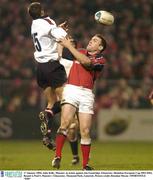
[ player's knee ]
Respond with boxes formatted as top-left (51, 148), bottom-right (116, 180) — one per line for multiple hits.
top-left (55, 87), bottom-right (63, 100)
top-left (80, 127), bottom-right (90, 139)
top-left (60, 118), bottom-right (70, 129)
top-left (60, 114), bottom-right (72, 129)
top-left (67, 128), bottom-right (77, 141)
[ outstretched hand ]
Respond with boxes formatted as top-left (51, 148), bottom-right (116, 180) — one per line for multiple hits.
top-left (59, 37), bottom-right (72, 48)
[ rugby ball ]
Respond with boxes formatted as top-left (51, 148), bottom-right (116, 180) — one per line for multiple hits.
top-left (95, 10), bottom-right (114, 25)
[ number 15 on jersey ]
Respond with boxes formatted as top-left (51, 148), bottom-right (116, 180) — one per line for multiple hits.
top-left (32, 33), bottom-right (42, 52)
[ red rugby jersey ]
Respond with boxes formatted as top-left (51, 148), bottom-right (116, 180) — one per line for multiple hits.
top-left (67, 49), bottom-right (106, 89)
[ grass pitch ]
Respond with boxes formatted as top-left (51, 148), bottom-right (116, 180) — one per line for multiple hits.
top-left (0, 140), bottom-right (153, 170)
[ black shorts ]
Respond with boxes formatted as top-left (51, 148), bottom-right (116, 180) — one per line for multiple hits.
top-left (36, 61), bottom-right (67, 89)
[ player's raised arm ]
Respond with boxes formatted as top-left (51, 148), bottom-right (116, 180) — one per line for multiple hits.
top-left (50, 26), bottom-right (68, 58)
top-left (59, 37), bottom-right (91, 65)
top-left (51, 27), bottom-right (67, 41)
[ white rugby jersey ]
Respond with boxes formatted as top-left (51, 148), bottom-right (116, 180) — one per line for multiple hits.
top-left (31, 16), bottom-right (67, 63)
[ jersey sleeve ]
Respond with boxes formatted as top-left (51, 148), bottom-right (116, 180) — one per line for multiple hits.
top-left (42, 18), bottom-right (67, 40)
top-left (82, 54), bottom-right (106, 71)
top-left (51, 27), bottom-right (67, 41)
top-left (90, 56), bottom-right (106, 71)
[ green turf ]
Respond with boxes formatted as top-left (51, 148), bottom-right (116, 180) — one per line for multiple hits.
top-left (0, 140), bottom-right (153, 170)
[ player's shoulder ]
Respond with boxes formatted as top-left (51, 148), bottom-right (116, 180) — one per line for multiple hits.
top-left (95, 53), bottom-right (107, 64)
top-left (96, 53), bottom-right (106, 60)
top-left (43, 16), bottom-right (56, 25)
top-left (33, 16), bottom-right (56, 26)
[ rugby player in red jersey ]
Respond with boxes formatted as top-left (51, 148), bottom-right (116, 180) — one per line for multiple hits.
top-left (52, 34), bottom-right (106, 170)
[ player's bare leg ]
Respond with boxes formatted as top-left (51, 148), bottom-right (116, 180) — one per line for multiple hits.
top-left (40, 86), bottom-right (67, 151)
top-left (79, 113), bottom-right (93, 170)
top-left (39, 87), bottom-right (56, 134)
top-left (39, 87), bottom-right (57, 151)
top-left (45, 87), bottom-right (57, 109)
top-left (55, 86), bottom-right (64, 100)
top-left (67, 118), bottom-right (79, 165)
top-left (52, 104), bottom-right (76, 169)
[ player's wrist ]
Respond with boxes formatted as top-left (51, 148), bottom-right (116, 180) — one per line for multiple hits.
top-left (67, 43), bottom-right (73, 50)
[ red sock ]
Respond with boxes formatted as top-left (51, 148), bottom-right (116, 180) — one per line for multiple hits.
top-left (81, 144), bottom-right (91, 168)
top-left (55, 134), bottom-right (66, 158)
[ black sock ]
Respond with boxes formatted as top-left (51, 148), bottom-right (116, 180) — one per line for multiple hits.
top-left (51, 101), bottom-right (61, 115)
top-left (69, 139), bottom-right (78, 156)
top-left (44, 109), bottom-right (54, 132)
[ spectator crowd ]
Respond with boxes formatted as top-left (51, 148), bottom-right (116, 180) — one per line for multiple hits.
top-left (0, 0), bottom-right (153, 112)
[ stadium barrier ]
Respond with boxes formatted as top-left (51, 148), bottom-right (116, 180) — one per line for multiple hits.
top-left (0, 110), bottom-right (40, 139)
top-left (1, 109), bottom-right (153, 141)
top-left (97, 109), bottom-right (153, 141)
top-left (0, 110), bottom-right (61, 139)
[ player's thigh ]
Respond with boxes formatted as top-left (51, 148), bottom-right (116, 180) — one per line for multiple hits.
top-left (79, 113), bottom-right (93, 137)
top-left (60, 104), bottom-right (76, 129)
top-left (55, 86), bottom-right (64, 100)
top-left (43, 87), bottom-right (57, 106)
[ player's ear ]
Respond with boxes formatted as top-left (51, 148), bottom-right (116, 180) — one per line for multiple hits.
top-left (99, 45), bottom-right (103, 51)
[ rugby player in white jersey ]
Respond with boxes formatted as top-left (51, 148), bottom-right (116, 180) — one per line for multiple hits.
top-left (28, 2), bottom-right (79, 164)
top-left (28, 2), bottom-right (67, 150)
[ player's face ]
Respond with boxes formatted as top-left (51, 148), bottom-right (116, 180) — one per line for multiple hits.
top-left (86, 36), bottom-right (102, 52)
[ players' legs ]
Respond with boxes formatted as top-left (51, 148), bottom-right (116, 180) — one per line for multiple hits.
top-left (37, 62), bottom-right (66, 150)
top-left (40, 87), bottom-right (57, 129)
top-left (67, 117), bottom-right (79, 165)
top-left (40, 86), bottom-right (65, 151)
top-left (55, 86), bottom-right (64, 100)
top-left (42, 85), bottom-right (63, 125)
top-left (44, 87), bottom-right (57, 109)
top-left (43, 83), bottom-right (64, 130)
top-left (55, 104), bottom-right (76, 157)
top-left (52, 104), bottom-right (76, 168)
top-left (39, 87), bottom-right (58, 150)
top-left (79, 112), bottom-right (93, 169)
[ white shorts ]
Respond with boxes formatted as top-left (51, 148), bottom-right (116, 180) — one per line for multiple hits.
top-left (61, 84), bottom-right (95, 114)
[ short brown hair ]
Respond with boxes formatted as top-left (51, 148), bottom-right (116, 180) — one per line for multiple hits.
top-left (95, 34), bottom-right (107, 52)
top-left (28, 2), bottom-right (42, 19)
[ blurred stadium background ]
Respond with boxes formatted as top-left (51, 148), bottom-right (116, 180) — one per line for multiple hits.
top-left (0, 0), bottom-right (153, 170)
